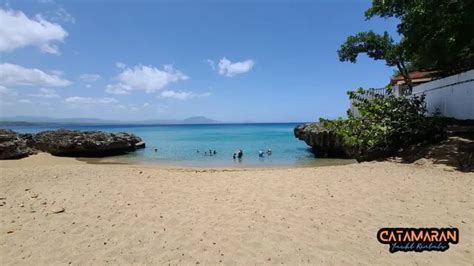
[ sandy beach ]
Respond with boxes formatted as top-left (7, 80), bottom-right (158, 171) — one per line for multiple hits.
top-left (0, 153), bottom-right (472, 265)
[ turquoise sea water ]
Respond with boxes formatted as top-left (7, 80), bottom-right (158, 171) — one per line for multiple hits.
top-left (4, 123), bottom-right (350, 167)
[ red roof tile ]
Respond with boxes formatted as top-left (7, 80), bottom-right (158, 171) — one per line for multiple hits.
top-left (390, 70), bottom-right (439, 84)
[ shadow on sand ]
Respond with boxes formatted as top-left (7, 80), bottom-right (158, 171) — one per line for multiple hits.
top-left (397, 126), bottom-right (474, 172)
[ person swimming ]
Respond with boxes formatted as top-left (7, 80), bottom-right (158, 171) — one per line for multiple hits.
top-left (213, 150), bottom-right (217, 155)
top-left (233, 153), bottom-right (236, 159)
top-left (154, 148), bottom-right (158, 152)
top-left (258, 150), bottom-right (264, 157)
top-left (267, 149), bottom-right (272, 155)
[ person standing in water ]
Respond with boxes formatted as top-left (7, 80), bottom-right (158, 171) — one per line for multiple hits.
top-left (237, 149), bottom-right (243, 159)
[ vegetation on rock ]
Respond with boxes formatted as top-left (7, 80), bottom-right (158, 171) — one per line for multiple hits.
top-left (320, 88), bottom-right (445, 161)
top-left (324, 0), bottom-right (471, 161)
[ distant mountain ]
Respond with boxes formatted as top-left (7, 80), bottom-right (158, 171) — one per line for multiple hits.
top-left (0, 116), bottom-right (218, 125)
top-left (182, 116), bottom-right (217, 124)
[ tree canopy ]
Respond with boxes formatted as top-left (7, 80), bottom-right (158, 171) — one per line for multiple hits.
top-left (339, 0), bottom-right (474, 76)
top-left (365, 0), bottom-right (474, 74)
top-left (338, 31), bottom-right (395, 65)
top-left (338, 31), bottom-right (412, 87)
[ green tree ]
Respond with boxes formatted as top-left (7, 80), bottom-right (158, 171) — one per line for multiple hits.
top-left (321, 88), bottom-right (444, 161)
top-left (338, 31), bottom-right (413, 88)
top-left (365, 0), bottom-right (474, 73)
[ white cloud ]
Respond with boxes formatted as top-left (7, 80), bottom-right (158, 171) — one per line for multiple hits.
top-left (105, 83), bottom-right (131, 95)
top-left (79, 73), bottom-right (101, 82)
top-left (198, 92), bottom-right (212, 98)
top-left (28, 88), bottom-right (60, 98)
top-left (18, 99), bottom-right (32, 104)
top-left (106, 64), bottom-right (188, 94)
top-left (65, 96), bottom-right (117, 105)
top-left (0, 85), bottom-right (18, 97)
top-left (207, 59), bottom-right (216, 70)
top-left (86, 84), bottom-right (92, 88)
top-left (143, 102), bottom-right (150, 107)
top-left (115, 62), bottom-right (126, 69)
top-left (117, 104), bottom-right (141, 111)
top-left (160, 90), bottom-right (210, 101)
top-left (217, 57), bottom-right (255, 77)
top-left (0, 86), bottom-right (18, 107)
top-left (160, 90), bottom-right (192, 100)
top-left (49, 70), bottom-right (64, 76)
top-left (0, 8), bottom-right (68, 54)
top-left (0, 63), bottom-right (71, 87)
top-left (43, 7), bottom-right (75, 24)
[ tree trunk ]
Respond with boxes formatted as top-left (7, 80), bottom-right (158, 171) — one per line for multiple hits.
top-left (396, 62), bottom-right (413, 95)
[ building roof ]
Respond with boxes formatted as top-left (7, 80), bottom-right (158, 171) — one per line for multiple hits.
top-left (390, 70), bottom-right (439, 85)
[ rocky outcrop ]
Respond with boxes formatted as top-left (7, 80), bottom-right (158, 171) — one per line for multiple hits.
top-left (294, 123), bottom-right (349, 158)
top-left (0, 129), bottom-right (35, 159)
top-left (30, 129), bottom-right (145, 157)
top-left (134, 141), bottom-right (146, 149)
top-left (0, 129), bottom-right (145, 159)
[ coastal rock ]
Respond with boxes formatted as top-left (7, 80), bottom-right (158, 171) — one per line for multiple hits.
top-left (294, 123), bottom-right (349, 158)
top-left (135, 141), bottom-right (146, 149)
top-left (0, 129), bottom-right (35, 159)
top-left (30, 129), bottom-right (145, 157)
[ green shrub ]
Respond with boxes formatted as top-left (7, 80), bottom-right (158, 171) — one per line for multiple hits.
top-left (321, 87), bottom-right (445, 160)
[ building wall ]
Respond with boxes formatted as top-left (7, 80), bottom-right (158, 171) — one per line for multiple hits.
top-left (412, 70), bottom-right (474, 120)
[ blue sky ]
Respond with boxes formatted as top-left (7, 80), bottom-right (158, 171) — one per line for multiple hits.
top-left (0, 0), bottom-right (399, 122)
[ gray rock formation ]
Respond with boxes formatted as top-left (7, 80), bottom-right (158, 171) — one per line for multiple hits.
top-left (30, 129), bottom-right (145, 157)
top-left (0, 129), bottom-right (145, 159)
top-left (0, 129), bottom-right (35, 159)
top-left (294, 123), bottom-right (349, 158)
top-left (134, 141), bottom-right (146, 149)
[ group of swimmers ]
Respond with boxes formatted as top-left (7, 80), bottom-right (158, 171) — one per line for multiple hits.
top-left (232, 149), bottom-right (272, 159)
top-left (232, 149), bottom-right (244, 159)
top-left (197, 149), bottom-right (217, 156)
top-left (258, 149), bottom-right (272, 157)
top-left (196, 148), bottom-right (272, 159)
top-left (156, 148), bottom-right (272, 159)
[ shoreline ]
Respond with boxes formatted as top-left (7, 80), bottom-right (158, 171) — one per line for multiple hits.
top-left (86, 156), bottom-right (358, 170)
top-left (2, 152), bottom-right (358, 170)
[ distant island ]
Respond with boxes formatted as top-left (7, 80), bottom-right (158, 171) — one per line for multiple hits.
top-left (0, 116), bottom-right (218, 126)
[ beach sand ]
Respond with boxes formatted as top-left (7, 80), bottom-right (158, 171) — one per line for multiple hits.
top-left (0, 153), bottom-right (472, 265)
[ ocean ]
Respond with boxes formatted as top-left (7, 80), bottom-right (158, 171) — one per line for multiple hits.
top-left (4, 123), bottom-right (352, 167)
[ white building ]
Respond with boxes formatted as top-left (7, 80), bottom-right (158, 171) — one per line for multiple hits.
top-left (350, 69), bottom-right (474, 120)
top-left (411, 69), bottom-right (473, 120)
